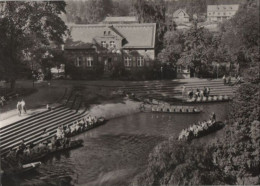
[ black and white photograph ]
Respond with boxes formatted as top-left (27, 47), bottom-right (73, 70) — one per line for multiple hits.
top-left (0, 0), bottom-right (259, 185)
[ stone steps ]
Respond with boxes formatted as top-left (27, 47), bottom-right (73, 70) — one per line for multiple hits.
top-left (119, 79), bottom-right (236, 101)
top-left (0, 106), bottom-right (87, 155)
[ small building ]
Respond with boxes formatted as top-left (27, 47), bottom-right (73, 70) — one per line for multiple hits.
top-left (64, 23), bottom-right (156, 78)
top-left (176, 65), bottom-right (190, 79)
top-left (173, 9), bottom-right (190, 24)
top-left (207, 4), bottom-right (239, 22)
top-left (176, 57), bottom-right (191, 79)
top-left (102, 16), bottom-right (138, 24)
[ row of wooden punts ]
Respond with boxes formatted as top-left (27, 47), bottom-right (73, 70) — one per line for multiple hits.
top-left (185, 95), bottom-right (231, 103)
top-left (1, 116), bottom-right (107, 175)
top-left (178, 121), bottom-right (225, 142)
top-left (141, 105), bottom-right (201, 114)
top-left (65, 117), bottom-right (107, 138)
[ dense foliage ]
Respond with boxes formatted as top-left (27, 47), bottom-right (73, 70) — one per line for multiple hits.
top-left (159, 0), bottom-right (259, 78)
top-left (65, 0), bottom-right (132, 24)
top-left (134, 0), bottom-right (167, 54)
top-left (0, 1), bottom-right (68, 87)
top-left (137, 1), bottom-right (260, 185)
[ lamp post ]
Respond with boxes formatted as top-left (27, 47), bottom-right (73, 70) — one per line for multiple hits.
top-left (32, 71), bottom-right (36, 88)
top-left (160, 66), bottom-right (163, 80)
top-left (216, 64), bottom-right (219, 79)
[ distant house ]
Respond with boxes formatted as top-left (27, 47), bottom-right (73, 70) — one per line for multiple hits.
top-left (207, 4), bottom-right (239, 22)
top-left (64, 23), bottom-right (156, 77)
top-left (173, 9), bottom-right (190, 24)
top-left (102, 16), bottom-right (138, 24)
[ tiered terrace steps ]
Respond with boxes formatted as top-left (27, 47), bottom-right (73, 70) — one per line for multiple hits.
top-left (0, 105), bottom-right (87, 155)
top-left (119, 79), bottom-right (236, 101)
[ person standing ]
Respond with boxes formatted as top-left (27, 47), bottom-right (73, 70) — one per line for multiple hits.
top-left (206, 87), bottom-right (210, 97)
top-left (21, 99), bottom-right (27, 114)
top-left (17, 101), bottom-right (22, 116)
top-left (223, 75), bottom-right (226, 85)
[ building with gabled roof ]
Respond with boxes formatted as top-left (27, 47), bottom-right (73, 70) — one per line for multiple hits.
top-left (173, 9), bottom-right (190, 24)
top-left (207, 4), bottom-right (239, 22)
top-left (64, 23), bottom-right (156, 78)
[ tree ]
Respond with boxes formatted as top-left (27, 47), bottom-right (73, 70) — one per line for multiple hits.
top-left (0, 1), bottom-right (68, 88)
top-left (219, 0), bottom-right (259, 82)
top-left (65, 0), bottom-right (114, 24)
top-left (158, 30), bottom-right (185, 64)
top-left (134, 0), bottom-right (167, 54)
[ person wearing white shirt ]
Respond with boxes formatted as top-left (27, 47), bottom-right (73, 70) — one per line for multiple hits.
top-left (21, 99), bottom-right (27, 114)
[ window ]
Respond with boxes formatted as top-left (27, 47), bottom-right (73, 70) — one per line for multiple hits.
top-left (101, 41), bottom-right (106, 48)
top-left (75, 57), bottom-right (82, 67)
top-left (209, 13), bottom-right (211, 15)
top-left (177, 66), bottom-right (182, 73)
top-left (223, 12), bottom-right (226, 15)
top-left (124, 57), bottom-right (131, 67)
top-left (108, 31), bottom-right (111, 35)
top-left (86, 57), bottom-right (93, 67)
top-left (137, 57), bottom-right (144, 67)
top-left (110, 41), bottom-right (115, 48)
top-left (104, 31), bottom-right (106, 35)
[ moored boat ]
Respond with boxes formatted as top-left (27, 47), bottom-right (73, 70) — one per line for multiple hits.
top-left (2, 161), bottom-right (41, 175)
top-left (185, 95), bottom-right (231, 103)
top-left (141, 105), bottom-right (201, 114)
top-left (3, 139), bottom-right (83, 164)
top-left (65, 117), bottom-right (107, 138)
top-left (178, 121), bottom-right (224, 142)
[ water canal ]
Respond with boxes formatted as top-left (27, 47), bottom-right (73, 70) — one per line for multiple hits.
top-left (3, 102), bottom-right (230, 186)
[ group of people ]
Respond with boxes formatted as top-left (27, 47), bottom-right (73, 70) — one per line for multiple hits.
top-left (186, 87), bottom-right (211, 99)
top-left (178, 112), bottom-right (217, 141)
top-left (223, 74), bottom-right (242, 86)
top-left (5, 136), bottom-right (72, 164)
top-left (4, 115), bottom-right (104, 165)
top-left (56, 115), bottom-right (100, 139)
top-left (16, 99), bottom-right (26, 116)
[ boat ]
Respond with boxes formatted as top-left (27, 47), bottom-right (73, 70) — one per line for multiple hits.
top-left (2, 161), bottom-right (41, 175)
top-left (178, 121), bottom-right (224, 142)
top-left (3, 139), bottom-right (83, 164)
top-left (65, 117), bottom-right (108, 138)
top-left (140, 105), bottom-right (201, 114)
top-left (185, 95), bottom-right (231, 103)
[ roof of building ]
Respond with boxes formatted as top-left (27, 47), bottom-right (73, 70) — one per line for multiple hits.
top-left (67, 23), bottom-right (156, 49)
top-left (173, 9), bottom-right (189, 18)
top-left (102, 16), bottom-right (138, 23)
top-left (64, 40), bottom-right (95, 50)
top-left (207, 4), bottom-right (239, 12)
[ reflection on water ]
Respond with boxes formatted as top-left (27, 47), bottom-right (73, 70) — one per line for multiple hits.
top-left (2, 102), bottom-right (230, 186)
